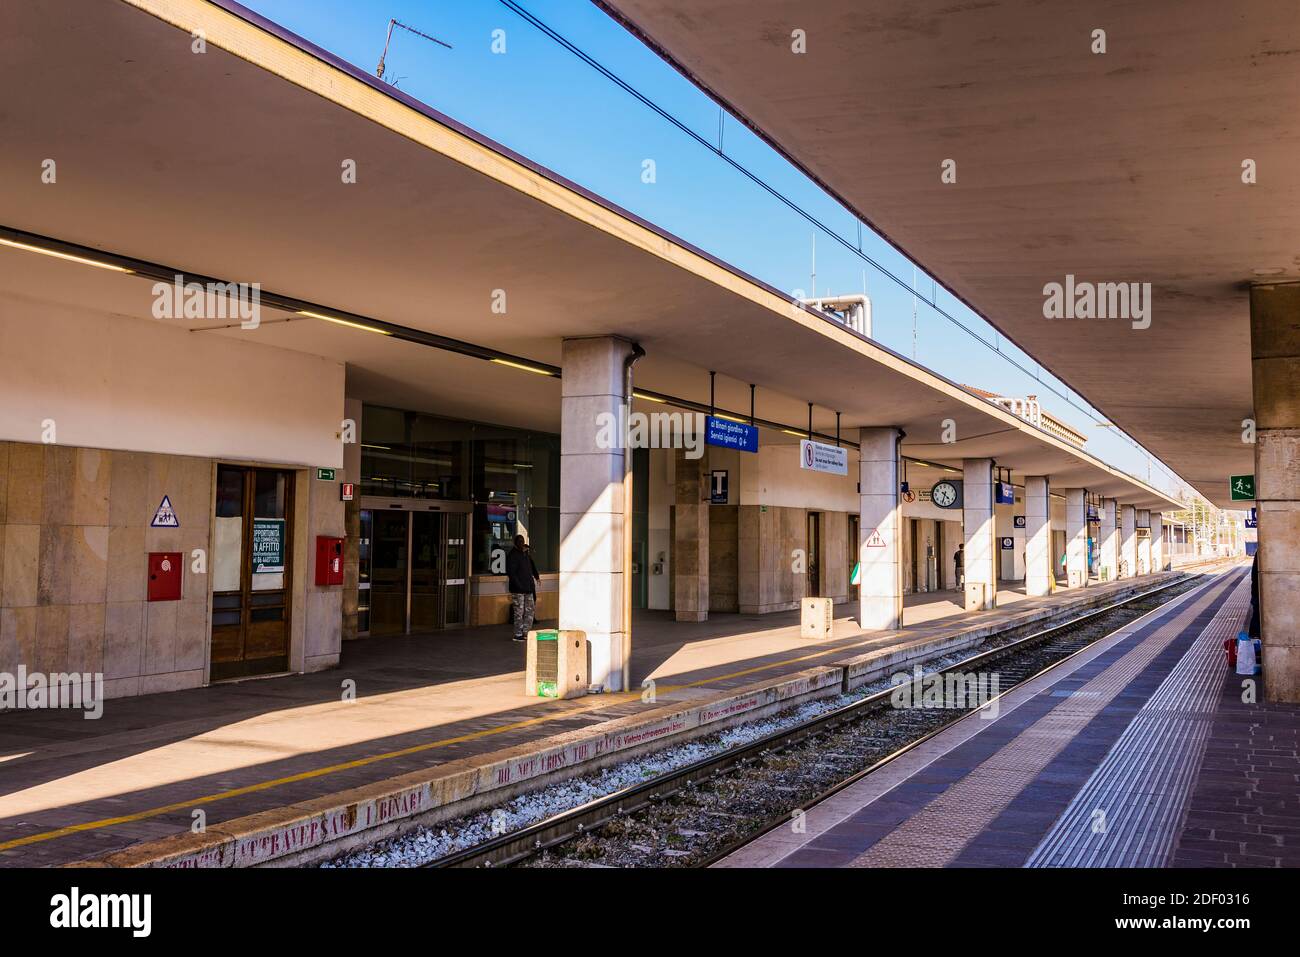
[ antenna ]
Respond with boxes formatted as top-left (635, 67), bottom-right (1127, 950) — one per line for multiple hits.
top-left (810, 233), bottom-right (817, 300)
top-left (911, 264), bottom-right (918, 360)
top-left (376, 18), bottom-right (452, 81)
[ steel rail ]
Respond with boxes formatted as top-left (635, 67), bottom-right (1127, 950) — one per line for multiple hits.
top-left (427, 573), bottom-right (1206, 869)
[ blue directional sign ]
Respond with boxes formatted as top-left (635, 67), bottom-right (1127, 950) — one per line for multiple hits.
top-left (705, 415), bottom-right (759, 453)
top-left (995, 481), bottom-right (1014, 505)
top-left (1245, 507), bottom-right (1258, 529)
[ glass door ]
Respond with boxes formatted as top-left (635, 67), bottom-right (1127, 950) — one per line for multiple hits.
top-left (369, 509), bottom-right (410, 636)
top-left (410, 512), bottom-right (441, 631)
top-left (443, 512), bottom-right (468, 628)
top-left (358, 504), bottom-right (472, 634)
top-left (210, 465), bottom-right (293, 681)
top-left (357, 509), bottom-right (372, 633)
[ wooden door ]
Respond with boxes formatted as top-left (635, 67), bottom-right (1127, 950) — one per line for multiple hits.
top-left (210, 465), bottom-right (293, 680)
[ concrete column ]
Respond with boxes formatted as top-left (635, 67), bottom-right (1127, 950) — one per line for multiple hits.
top-left (1120, 504), bottom-right (1137, 578)
top-left (673, 447), bottom-right (709, 622)
top-left (857, 428), bottom-right (903, 630)
top-left (1099, 498), bottom-right (1120, 581)
top-left (1151, 512), bottom-right (1165, 572)
top-left (1024, 476), bottom-right (1052, 597)
top-left (560, 336), bottom-right (634, 691)
top-left (342, 396), bottom-right (363, 642)
top-left (1250, 284), bottom-right (1300, 701)
top-left (963, 458), bottom-right (997, 610)
top-left (1137, 509), bottom-right (1152, 574)
top-left (1063, 488), bottom-right (1089, 588)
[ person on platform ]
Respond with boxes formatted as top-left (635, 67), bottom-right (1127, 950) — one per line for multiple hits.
top-left (954, 543), bottom-right (965, 589)
top-left (506, 535), bottom-right (541, 643)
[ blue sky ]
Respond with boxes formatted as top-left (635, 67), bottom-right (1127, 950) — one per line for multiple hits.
top-left (239, 0), bottom-right (1187, 499)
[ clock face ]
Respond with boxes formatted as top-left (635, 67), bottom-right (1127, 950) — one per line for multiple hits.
top-left (932, 481), bottom-right (958, 508)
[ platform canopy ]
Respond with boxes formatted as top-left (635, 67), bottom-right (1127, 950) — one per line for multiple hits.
top-left (0, 0), bottom-right (1176, 509)
top-left (595, 0), bottom-right (1300, 506)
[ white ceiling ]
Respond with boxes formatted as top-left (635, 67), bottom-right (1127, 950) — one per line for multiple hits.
top-left (0, 0), bottom-right (1178, 509)
top-left (596, 0), bottom-right (1300, 505)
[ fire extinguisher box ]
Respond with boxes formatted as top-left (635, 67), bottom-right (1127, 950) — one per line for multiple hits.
top-left (147, 552), bottom-right (183, 602)
top-left (315, 536), bottom-right (345, 586)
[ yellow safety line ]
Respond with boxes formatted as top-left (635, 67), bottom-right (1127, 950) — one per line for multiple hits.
top-left (0, 637), bottom-right (858, 853)
top-left (5, 572), bottom-right (1202, 854)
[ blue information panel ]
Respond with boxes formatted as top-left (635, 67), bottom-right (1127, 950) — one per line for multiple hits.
top-left (705, 415), bottom-right (759, 453)
top-left (995, 481), bottom-right (1015, 505)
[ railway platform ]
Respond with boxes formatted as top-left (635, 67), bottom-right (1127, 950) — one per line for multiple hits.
top-left (0, 567), bottom-right (1221, 868)
top-left (717, 564), bottom-right (1299, 868)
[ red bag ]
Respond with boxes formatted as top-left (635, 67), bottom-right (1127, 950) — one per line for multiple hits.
top-left (1223, 637), bottom-right (1237, 669)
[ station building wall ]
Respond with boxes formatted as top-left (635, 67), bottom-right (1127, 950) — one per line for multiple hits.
top-left (655, 443), bottom-right (862, 614)
top-left (0, 298), bottom-right (347, 698)
top-left (646, 447), bottom-right (1107, 613)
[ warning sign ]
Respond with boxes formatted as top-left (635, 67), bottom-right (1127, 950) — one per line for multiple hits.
top-left (864, 528), bottom-right (886, 548)
top-left (150, 495), bottom-right (179, 528)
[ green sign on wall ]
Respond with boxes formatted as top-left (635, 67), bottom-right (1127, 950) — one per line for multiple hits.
top-left (252, 518), bottom-right (286, 574)
top-left (1229, 474), bottom-right (1256, 502)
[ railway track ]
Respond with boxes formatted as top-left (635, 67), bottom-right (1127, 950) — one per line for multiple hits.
top-left (427, 573), bottom-right (1210, 869)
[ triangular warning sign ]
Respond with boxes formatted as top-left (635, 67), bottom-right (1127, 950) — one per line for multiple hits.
top-left (865, 528), bottom-right (886, 548)
top-left (151, 495), bottom-right (179, 528)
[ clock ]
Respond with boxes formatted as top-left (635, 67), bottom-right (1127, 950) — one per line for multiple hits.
top-left (931, 480), bottom-right (960, 509)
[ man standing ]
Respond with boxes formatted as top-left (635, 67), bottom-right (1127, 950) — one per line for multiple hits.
top-left (954, 543), bottom-right (965, 589)
top-left (506, 534), bottom-right (541, 642)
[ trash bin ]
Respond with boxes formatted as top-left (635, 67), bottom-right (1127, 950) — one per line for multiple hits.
top-left (801, 597), bottom-right (834, 640)
top-left (525, 629), bottom-right (588, 699)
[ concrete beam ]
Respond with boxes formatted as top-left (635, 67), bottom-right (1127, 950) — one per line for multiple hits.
top-left (560, 336), bottom-right (635, 691)
top-left (1151, 512), bottom-right (1166, 572)
top-left (1099, 498), bottom-right (1120, 582)
top-left (1064, 488), bottom-right (1089, 588)
top-left (1024, 476), bottom-right (1052, 597)
top-left (673, 447), bottom-right (709, 622)
top-left (1251, 284), bottom-right (1300, 702)
top-left (963, 458), bottom-right (997, 610)
top-left (1120, 504), bottom-right (1137, 579)
top-left (857, 428), bottom-right (903, 630)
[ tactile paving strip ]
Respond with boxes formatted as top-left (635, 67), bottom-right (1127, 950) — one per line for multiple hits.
top-left (1025, 577), bottom-right (1252, 867)
top-left (847, 575), bottom-right (1241, 868)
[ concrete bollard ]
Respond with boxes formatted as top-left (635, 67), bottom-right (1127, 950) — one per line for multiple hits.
top-left (801, 597), bottom-right (835, 640)
top-left (525, 629), bottom-right (589, 699)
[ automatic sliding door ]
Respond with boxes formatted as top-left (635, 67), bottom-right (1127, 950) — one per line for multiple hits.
top-left (360, 502), bottom-right (471, 634)
top-left (410, 512), bottom-right (441, 631)
top-left (443, 513), bottom-right (468, 628)
top-left (369, 510), bottom-right (409, 636)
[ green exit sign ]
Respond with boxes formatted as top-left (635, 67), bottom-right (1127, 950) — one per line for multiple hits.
top-left (316, 468), bottom-right (336, 482)
top-left (1229, 474), bottom-right (1255, 501)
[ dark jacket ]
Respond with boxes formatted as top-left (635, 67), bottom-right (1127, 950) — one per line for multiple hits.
top-left (506, 546), bottom-right (540, 595)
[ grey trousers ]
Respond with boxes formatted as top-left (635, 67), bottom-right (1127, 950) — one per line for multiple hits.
top-left (511, 592), bottom-right (536, 638)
